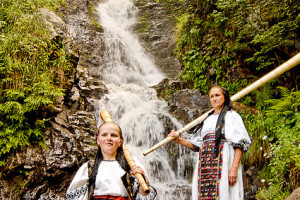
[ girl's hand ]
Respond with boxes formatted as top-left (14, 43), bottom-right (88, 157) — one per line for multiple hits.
top-left (130, 166), bottom-right (145, 178)
top-left (131, 166), bottom-right (149, 196)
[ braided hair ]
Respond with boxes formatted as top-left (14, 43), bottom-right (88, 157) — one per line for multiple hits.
top-left (88, 122), bottom-right (131, 195)
top-left (210, 86), bottom-right (234, 157)
top-left (218, 86), bottom-right (234, 109)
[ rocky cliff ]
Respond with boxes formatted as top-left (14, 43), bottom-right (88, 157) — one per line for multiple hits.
top-left (0, 0), bottom-right (106, 199)
top-left (0, 0), bottom-right (298, 199)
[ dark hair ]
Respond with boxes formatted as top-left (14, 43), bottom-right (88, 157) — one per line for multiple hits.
top-left (88, 122), bottom-right (130, 191)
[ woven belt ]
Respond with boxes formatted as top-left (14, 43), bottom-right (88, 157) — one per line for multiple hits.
top-left (93, 195), bottom-right (130, 200)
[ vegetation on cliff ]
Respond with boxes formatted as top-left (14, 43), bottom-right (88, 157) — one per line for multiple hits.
top-left (172, 0), bottom-right (299, 95)
top-left (243, 88), bottom-right (300, 199)
top-left (155, 0), bottom-right (300, 199)
top-left (0, 0), bottom-right (73, 167)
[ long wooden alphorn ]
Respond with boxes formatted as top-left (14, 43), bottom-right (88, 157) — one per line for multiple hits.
top-left (100, 110), bottom-right (150, 194)
top-left (143, 52), bottom-right (300, 156)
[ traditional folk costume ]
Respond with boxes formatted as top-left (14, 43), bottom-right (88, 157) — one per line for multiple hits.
top-left (189, 110), bottom-right (251, 200)
top-left (66, 157), bottom-right (156, 200)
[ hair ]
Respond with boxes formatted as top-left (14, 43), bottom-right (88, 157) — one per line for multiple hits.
top-left (88, 122), bottom-right (130, 189)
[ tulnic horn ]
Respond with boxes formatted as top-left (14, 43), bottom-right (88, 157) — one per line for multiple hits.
top-left (100, 110), bottom-right (150, 194)
top-left (143, 52), bottom-right (300, 156)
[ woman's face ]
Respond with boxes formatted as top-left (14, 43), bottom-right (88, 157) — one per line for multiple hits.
top-left (97, 123), bottom-right (122, 159)
top-left (209, 87), bottom-right (225, 111)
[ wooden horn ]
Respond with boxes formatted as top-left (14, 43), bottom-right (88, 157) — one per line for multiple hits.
top-left (100, 110), bottom-right (150, 194)
top-left (143, 52), bottom-right (300, 156)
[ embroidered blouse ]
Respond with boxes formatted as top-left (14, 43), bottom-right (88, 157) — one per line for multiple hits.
top-left (94, 158), bottom-right (146, 197)
top-left (66, 156), bottom-right (155, 200)
top-left (189, 111), bottom-right (251, 151)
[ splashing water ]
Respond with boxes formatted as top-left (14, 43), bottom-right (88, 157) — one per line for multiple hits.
top-left (96, 0), bottom-right (195, 199)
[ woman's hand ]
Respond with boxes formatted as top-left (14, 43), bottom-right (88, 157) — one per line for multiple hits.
top-left (228, 167), bottom-right (238, 186)
top-left (229, 148), bottom-right (242, 186)
top-left (167, 130), bottom-right (181, 143)
top-left (167, 130), bottom-right (196, 150)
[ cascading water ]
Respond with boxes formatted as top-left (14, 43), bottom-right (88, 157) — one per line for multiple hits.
top-left (95, 0), bottom-right (196, 199)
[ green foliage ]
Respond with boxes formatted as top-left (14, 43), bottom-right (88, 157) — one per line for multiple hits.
top-left (266, 87), bottom-right (300, 117)
top-left (0, 0), bottom-right (72, 166)
top-left (256, 183), bottom-right (290, 200)
top-left (180, 49), bottom-right (210, 92)
top-left (252, 81), bottom-right (277, 110)
top-left (243, 88), bottom-right (300, 199)
top-left (171, 0), bottom-right (299, 97)
top-left (164, 87), bottom-right (180, 99)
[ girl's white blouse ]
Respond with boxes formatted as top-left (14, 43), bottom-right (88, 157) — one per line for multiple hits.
top-left (93, 160), bottom-right (127, 196)
top-left (66, 156), bottom-right (148, 199)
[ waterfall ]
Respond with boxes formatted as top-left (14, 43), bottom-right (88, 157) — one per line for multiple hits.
top-left (95, 0), bottom-right (195, 199)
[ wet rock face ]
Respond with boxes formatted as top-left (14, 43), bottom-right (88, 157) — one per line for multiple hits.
top-left (133, 0), bottom-right (182, 79)
top-left (154, 78), bottom-right (210, 124)
top-left (38, 8), bottom-right (67, 37)
top-left (166, 89), bottom-right (211, 124)
top-left (59, 0), bottom-right (106, 77)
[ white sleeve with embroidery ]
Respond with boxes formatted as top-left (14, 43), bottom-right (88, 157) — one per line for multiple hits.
top-left (224, 111), bottom-right (251, 151)
top-left (66, 162), bottom-right (89, 200)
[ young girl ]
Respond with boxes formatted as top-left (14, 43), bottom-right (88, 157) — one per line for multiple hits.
top-left (66, 122), bottom-right (156, 200)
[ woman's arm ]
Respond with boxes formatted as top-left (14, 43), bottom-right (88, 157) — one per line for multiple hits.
top-left (168, 130), bottom-right (196, 150)
top-left (228, 148), bottom-right (242, 186)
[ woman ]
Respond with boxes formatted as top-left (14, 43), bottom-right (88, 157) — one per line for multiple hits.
top-left (66, 122), bottom-right (156, 200)
top-left (168, 86), bottom-right (251, 200)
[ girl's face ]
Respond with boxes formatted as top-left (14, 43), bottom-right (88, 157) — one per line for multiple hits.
top-left (97, 123), bottom-right (122, 160)
top-left (209, 87), bottom-right (225, 112)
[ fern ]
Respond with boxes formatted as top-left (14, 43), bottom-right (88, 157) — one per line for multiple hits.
top-left (0, 101), bottom-right (25, 123)
top-left (244, 87), bottom-right (300, 199)
top-left (3, 89), bottom-right (25, 101)
top-left (0, 0), bottom-right (72, 166)
top-left (266, 87), bottom-right (300, 117)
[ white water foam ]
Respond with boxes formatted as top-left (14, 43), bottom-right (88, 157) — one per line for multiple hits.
top-left (96, 0), bottom-right (196, 199)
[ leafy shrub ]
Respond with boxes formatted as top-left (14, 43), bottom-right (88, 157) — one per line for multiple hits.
top-left (0, 0), bottom-right (72, 166)
top-left (243, 88), bottom-right (300, 199)
top-left (164, 0), bottom-right (300, 98)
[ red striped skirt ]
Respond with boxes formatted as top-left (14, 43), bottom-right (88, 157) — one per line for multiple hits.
top-left (93, 195), bottom-right (130, 200)
top-left (198, 133), bottom-right (226, 199)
